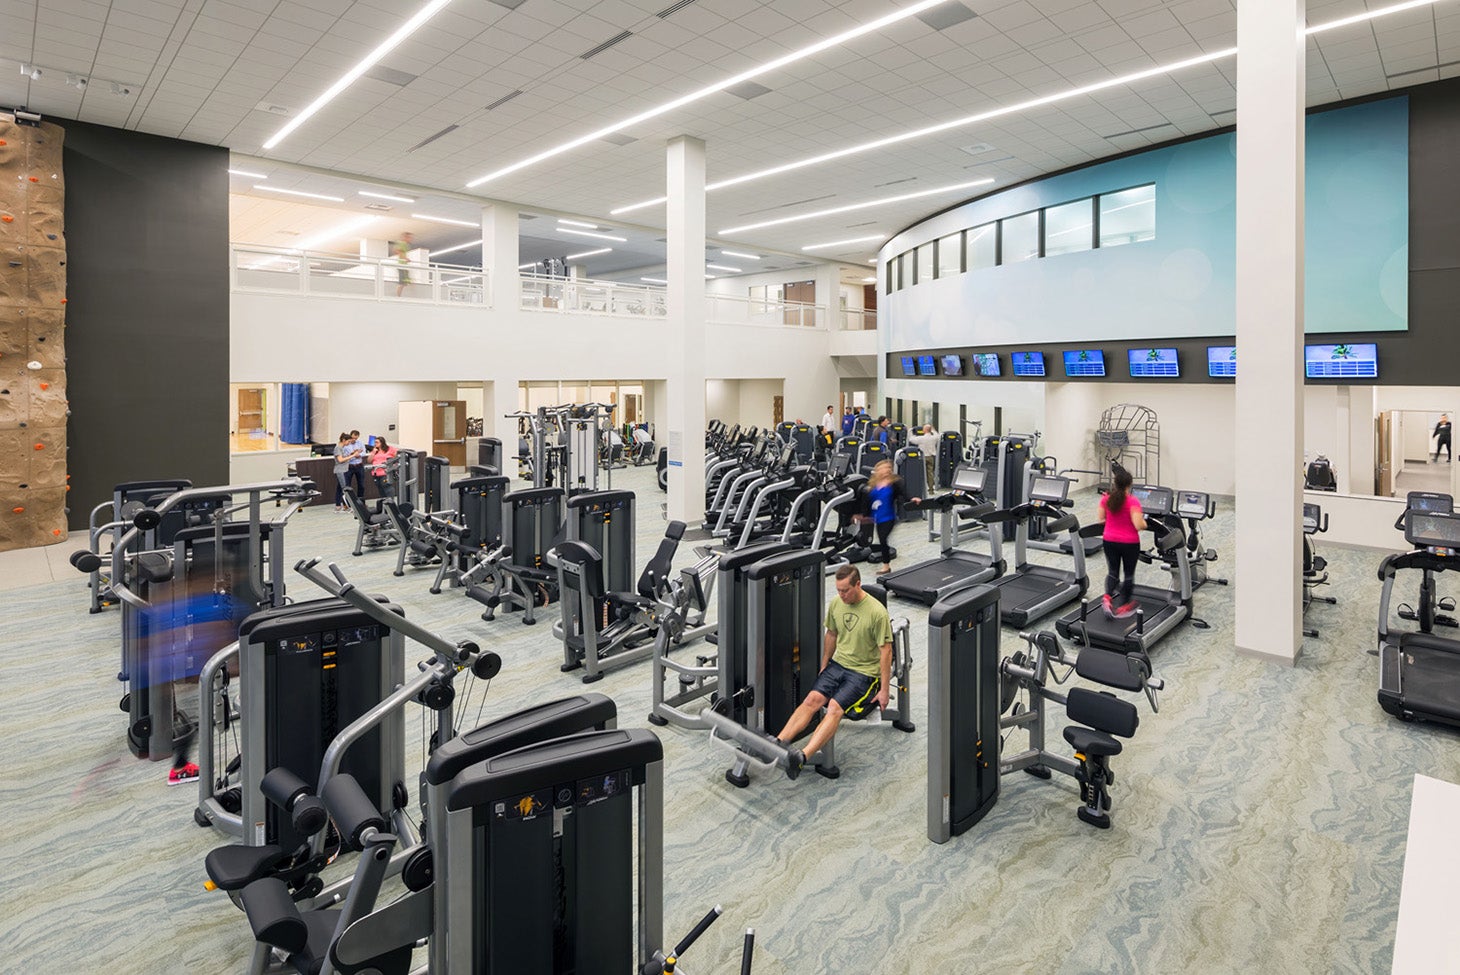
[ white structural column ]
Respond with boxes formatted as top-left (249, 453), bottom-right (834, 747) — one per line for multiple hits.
top-left (482, 204), bottom-right (521, 441)
top-left (665, 136), bottom-right (708, 523)
top-left (1234, 0), bottom-right (1305, 664)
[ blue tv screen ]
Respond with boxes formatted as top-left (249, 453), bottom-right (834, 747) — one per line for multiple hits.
top-left (941, 354), bottom-right (965, 376)
top-left (1207, 346), bottom-right (1236, 378)
top-left (1305, 342), bottom-right (1378, 379)
top-left (1011, 351), bottom-right (1045, 377)
top-left (973, 353), bottom-right (1000, 377)
top-left (917, 355), bottom-right (937, 376)
top-left (1062, 349), bottom-right (1105, 377)
top-left (899, 355), bottom-right (916, 376)
top-left (1128, 347), bottom-right (1180, 378)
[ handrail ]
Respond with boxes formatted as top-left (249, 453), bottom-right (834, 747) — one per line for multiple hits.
top-left (231, 243), bottom-right (488, 306)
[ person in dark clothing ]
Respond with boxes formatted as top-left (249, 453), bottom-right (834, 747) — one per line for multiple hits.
top-left (864, 460), bottom-right (919, 575)
top-left (1097, 467), bottom-right (1148, 618)
top-left (1436, 414), bottom-right (1452, 462)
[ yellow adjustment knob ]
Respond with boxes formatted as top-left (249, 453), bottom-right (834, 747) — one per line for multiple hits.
top-left (204, 880), bottom-right (217, 891)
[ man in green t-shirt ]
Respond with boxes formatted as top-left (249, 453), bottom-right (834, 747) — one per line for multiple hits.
top-left (774, 564), bottom-right (893, 777)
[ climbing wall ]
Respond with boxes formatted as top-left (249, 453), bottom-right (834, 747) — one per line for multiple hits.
top-left (0, 117), bottom-right (68, 551)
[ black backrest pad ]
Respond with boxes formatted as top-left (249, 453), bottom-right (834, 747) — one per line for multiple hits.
top-left (1065, 687), bottom-right (1139, 738)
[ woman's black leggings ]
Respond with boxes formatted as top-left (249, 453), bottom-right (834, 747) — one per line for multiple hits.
top-left (872, 519), bottom-right (896, 563)
top-left (1103, 540), bottom-right (1141, 604)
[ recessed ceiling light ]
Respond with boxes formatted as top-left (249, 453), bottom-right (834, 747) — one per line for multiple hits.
top-left (262, 0), bottom-right (456, 149)
top-left (465, 0), bottom-right (954, 187)
top-left (558, 218), bottom-right (599, 229)
top-left (566, 247), bottom-right (612, 261)
top-left (705, 263), bottom-right (742, 273)
top-left (255, 185), bottom-right (345, 202)
top-left (560, 228), bottom-right (627, 242)
top-left (721, 250), bottom-right (760, 260)
top-left (360, 190), bottom-right (415, 203)
top-left (640, 276), bottom-right (668, 284)
top-left (412, 212), bottom-right (478, 227)
top-left (229, 168), bottom-right (267, 179)
top-left (431, 238), bottom-right (483, 257)
top-left (613, 1), bottom-right (1436, 216)
top-left (721, 180), bottom-right (993, 235)
top-left (802, 234), bottom-right (886, 252)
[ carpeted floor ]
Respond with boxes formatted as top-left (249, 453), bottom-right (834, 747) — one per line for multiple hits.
top-left (1, 462), bottom-right (1456, 973)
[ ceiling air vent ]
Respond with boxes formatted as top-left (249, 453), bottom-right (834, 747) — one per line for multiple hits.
top-left (485, 89), bottom-right (523, 111)
top-left (408, 124), bottom-right (459, 152)
top-left (657, 0), bottom-right (699, 17)
top-left (581, 31), bottom-right (633, 59)
top-left (363, 202), bottom-right (392, 211)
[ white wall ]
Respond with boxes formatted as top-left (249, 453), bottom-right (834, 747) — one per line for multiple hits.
top-left (706, 379), bottom-right (739, 426)
top-left (738, 379), bottom-right (785, 428)
top-left (321, 381), bottom-right (457, 443)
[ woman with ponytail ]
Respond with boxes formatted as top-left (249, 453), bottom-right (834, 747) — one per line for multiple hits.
top-left (1097, 467), bottom-right (1147, 618)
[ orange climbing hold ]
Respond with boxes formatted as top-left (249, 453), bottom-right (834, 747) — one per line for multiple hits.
top-left (33, 443), bottom-right (45, 450)
top-left (1, 214), bottom-right (12, 223)
top-left (12, 507), bottom-right (23, 514)
top-left (53, 528), bottom-right (63, 536)
top-left (39, 382), bottom-right (49, 390)
top-left (28, 176), bottom-right (38, 182)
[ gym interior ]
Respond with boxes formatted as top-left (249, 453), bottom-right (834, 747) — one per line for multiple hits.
top-left (2, 1), bottom-right (1458, 972)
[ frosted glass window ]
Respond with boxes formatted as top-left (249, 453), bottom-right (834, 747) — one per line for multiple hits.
top-left (1099, 184), bottom-right (1156, 247)
top-left (965, 224), bottom-right (996, 270)
top-left (917, 243), bottom-right (935, 284)
top-left (1043, 198), bottom-right (1094, 256)
top-left (1001, 211), bottom-right (1039, 263)
top-left (937, 233), bottom-right (961, 277)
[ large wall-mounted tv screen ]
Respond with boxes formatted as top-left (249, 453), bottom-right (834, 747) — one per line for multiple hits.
top-left (972, 353), bottom-right (1000, 376)
top-left (917, 355), bottom-right (937, 376)
top-left (1207, 346), bottom-right (1236, 378)
top-left (1011, 351), bottom-right (1045, 377)
top-left (941, 354), bottom-right (965, 376)
top-left (1304, 343), bottom-right (1378, 379)
top-left (1062, 349), bottom-right (1106, 377)
top-left (1127, 347), bottom-right (1180, 378)
top-left (899, 356), bottom-right (916, 376)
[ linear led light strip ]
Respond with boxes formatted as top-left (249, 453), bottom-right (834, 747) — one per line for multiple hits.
top-left (802, 234), bottom-right (886, 252)
top-left (720, 179), bottom-right (992, 235)
top-left (246, 215), bottom-right (379, 269)
top-left (431, 238), bottom-right (482, 257)
top-left (255, 184), bottom-right (344, 202)
top-left (612, 0), bottom-right (1444, 216)
top-left (566, 247), bottom-right (612, 260)
top-left (263, 0), bottom-right (455, 149)
top-left (559, 227), bottom-right (627, 242)
top-left (464, 0), bottom-right (954, 187)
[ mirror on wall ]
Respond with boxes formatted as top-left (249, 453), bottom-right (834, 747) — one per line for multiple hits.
top-left (1377, 410), bottom-right (1453, 498)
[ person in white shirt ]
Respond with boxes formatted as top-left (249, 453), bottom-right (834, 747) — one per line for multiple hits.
top-left (820, 405), bottom-right (836, 434)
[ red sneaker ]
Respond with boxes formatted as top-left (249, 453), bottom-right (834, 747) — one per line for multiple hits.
top-left (1101, 594), bottom-right (1114, 618)
top-left (1115, 602), bottom-right (1140, 619)
top-left (168, 763), bottom-right (200, 786)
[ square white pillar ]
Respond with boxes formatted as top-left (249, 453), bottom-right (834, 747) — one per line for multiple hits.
top-left (666, 136), bottom-right (708, 524)
top-left (481, 203), bottom-right (518, 316)
top-left (1234, 0), bottom-right (1305, 665)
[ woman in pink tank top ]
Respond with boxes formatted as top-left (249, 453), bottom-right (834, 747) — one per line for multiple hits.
top-left (1097, 467), bottom-right (1147, 618)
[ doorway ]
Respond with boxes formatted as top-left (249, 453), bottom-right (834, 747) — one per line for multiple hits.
top-left (1386, 410), bottom-right (1452, 497)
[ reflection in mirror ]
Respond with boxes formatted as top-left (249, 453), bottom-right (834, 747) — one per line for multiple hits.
top-left (1381, 410), bottom-right (1453, 499)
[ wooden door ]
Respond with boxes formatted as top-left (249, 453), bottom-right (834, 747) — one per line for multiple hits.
top-left (773, 395), bottom-right (784, 426)
top-left (783, 281), bottom-right (814, 325)
top-left (433, 400), bottom-right (468, 466)
top-left (1376, 411), bottom-right (1394, 497)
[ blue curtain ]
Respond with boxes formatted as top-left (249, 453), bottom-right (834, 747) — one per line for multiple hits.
top-left (281, 382), bottom-right (311, 445)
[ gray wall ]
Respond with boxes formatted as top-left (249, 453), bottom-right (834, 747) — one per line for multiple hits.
top-left (61, 120), bottom-right (230, 526)
top-left (889, 77), bottom-right (1460, 386)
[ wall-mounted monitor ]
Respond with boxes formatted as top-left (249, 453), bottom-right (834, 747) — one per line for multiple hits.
top-left (917, 354), bottom-right (937, 376)
top-left (1128, 347), bottom-right (1180, 378)
top-left (941, 354), bottom-right (965, 376)
top-left (1062, 349), bottom-right (1105, 377)
top-left (899, 355), bottom-right (916, 376)
top-left (1011, 351), bottom-right (1046, 377)
top-left (972, 353), bottom-right (1000, 377)
top-left (1207, 346), bottom-right (1236, 378)
top-left (1305, 342), bottom-right (1378, 379)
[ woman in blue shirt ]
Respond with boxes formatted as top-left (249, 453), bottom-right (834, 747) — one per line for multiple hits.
top-left (864, 460), bottom-right (918, 575)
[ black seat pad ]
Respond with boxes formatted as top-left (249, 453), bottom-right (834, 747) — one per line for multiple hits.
top-left (204, 843), bottom-right (284, 890)
top-left (1074, 647), bottom-right (1144, 692)
top-left (287, 908), bottom-right (341, 975)
top-left (1064, 725), bottom-right (1123, 758)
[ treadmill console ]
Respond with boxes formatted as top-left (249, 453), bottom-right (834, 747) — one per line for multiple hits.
top-left (1176, 491), bottom-right (1210, 520)
top-left (952, 466), bottom-right (988, 496)
top-left (1405, 510), bottom-right (1460, 555)
top-left (1407, 492), bottom-right (1454, 515)
top-left (1131, 485), bottom-right (1173, 517)
top-left (1030, 476), bottom-right (1069, 505)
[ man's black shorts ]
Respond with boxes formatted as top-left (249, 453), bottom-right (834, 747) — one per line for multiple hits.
top-left (810, 660), bottom-right (878, 711)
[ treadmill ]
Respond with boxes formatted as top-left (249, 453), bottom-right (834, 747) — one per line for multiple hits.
top-left (1375, 506), bottom-right (1460, 727)
top-left (879, 465), bottom-right (1005, 606)
top-left (983, 473), bottom-right (1089, 627)
top-left (1055, 485), bottom-right (1193, 653)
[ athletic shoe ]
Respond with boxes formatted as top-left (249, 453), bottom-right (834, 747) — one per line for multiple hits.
top-left (1115, 602), bottom-right (1139, 619)
top-left (784, 748), bottom-right (805, 781)
top-left (168, 763), bottom-right (200, 786)
top-left (1101, 594), bottom-right (1114, 618)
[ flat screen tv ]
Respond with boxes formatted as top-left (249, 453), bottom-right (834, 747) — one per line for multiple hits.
top-left (941, 354), bottom-right (965, 376)
top-left (1207, 346), bottom-right (1236, 378)
top-left (1304, 343), bottom-right (1378, 379)
top-left (1127, 347), bottom-right (1180, 378)
top-left (1062, 349), bottom-right (1105, 377)
top-left (917, 354), bottom-right (937, 376)
top-left (973, 353), bottom-right (1000, 377)
top-left (1011, 351), bottom-right (1045, 377)
top-left (899, 355), bottom-right (916, 376)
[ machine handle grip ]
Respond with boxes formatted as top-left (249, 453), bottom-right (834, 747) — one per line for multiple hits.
top-left (674, 905), bottom-right (723, 957)
top-left (741, 928), bottom-right (756, 975)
